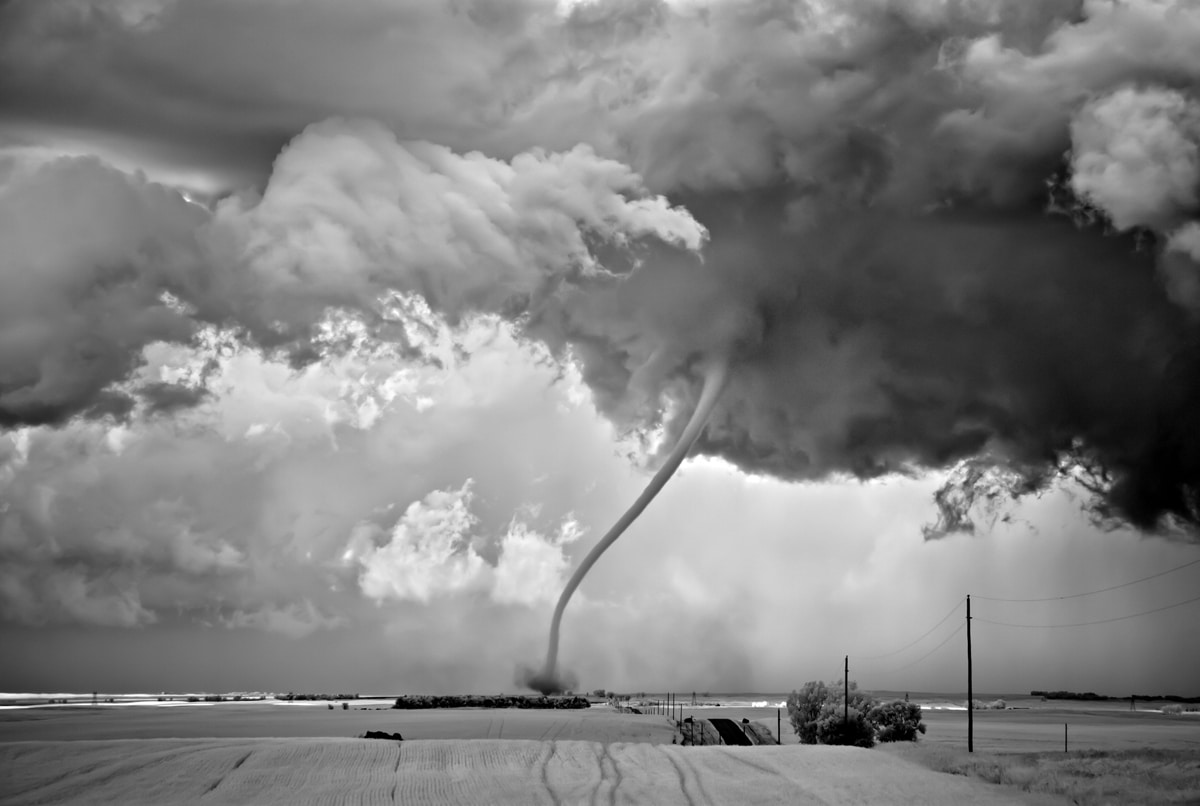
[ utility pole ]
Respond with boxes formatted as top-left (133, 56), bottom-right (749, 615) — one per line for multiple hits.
top-left (967, 594), bottom-right (974, 753)
top-left (844, 655), bottom-right (849, 728)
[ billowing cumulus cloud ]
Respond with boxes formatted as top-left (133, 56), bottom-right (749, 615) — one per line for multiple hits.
top-left (348, 480), bottom-right (582, 606)
top-left (352, 482), bottom-right (491, 603)
top-left (1069, 85), bottom-right (1200, 231)
top-left (2, 0), bottom-right (1200, 694)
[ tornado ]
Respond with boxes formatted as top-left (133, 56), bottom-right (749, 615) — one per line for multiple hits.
top-left (521, 357), bottom-right (730, 695)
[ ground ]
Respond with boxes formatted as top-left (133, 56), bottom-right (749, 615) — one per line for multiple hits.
top-left (1, 738), bottom-right (1063, 805)
top-left (2, 700), bottom-right (1196, 804)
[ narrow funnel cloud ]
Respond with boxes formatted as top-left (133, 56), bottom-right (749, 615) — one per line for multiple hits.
top-left (521, 357), bottom-right (730, 695)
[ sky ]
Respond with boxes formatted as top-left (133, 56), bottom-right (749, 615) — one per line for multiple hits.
top-left (1, 0), bottom-right (1199, 697)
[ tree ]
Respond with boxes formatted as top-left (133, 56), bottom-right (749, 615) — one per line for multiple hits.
top-left (868, 701), bottom-right (926, 743)
top-left (815, 702), bottom-right (875, 748)
top-left (787, 680), bottom-right (879, 747)
top-left (787, 681), bottom-right (830, 744)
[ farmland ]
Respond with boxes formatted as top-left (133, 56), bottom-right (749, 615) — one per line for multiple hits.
top-left (0, 737), bottom-right (1058, 805)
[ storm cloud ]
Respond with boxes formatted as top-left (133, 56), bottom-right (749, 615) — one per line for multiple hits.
top-left (1, 0), bottom-right (1199, 692)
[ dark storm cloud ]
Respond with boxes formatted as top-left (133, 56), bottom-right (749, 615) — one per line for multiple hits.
top-left (0, 157), bottom-right (205, 427)
top-left (2, 0), bottom-right (1200, 537)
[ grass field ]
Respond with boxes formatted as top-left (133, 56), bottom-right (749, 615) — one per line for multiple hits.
top-left (0, 737), bottom-right (1064, 805)
top-left (2, 701), bottom-right (1197, 803)
top-left (889, 745), bottom-right (1200, 806)
top-left (0, 703), bottom-right (677, 745)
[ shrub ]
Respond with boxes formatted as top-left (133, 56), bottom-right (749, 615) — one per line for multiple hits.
top-left (787, 681), bottom-right (830, 744)
top-left (816, 703), bottom-right (876, 748)
top-left (869, 700), bottom-right (926, 743)
top-left (788, 680), bottom-right (878, 746)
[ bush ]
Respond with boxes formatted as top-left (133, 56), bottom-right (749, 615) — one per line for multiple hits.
top-left (869, 700), bottom-right (927, 743)
top-left (787, 681), bottom-right (830, 744)
top-left (816, 704), bottom-right (876, 748)
top-left (788, 680), bottom-right (879, 746)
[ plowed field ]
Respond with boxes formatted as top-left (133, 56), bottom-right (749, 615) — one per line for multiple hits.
top-left (0, 738), bottom-right (1060, 805)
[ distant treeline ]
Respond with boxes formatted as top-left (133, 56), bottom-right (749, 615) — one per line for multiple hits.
top-left (392, 695), bottom-right (591, 710)
top-left (1031, 690), bottom-right (1200, 704)
top-left (274, 693), bottom-right (361, 701)
top-left (182, 694), bottom-right (266, 703)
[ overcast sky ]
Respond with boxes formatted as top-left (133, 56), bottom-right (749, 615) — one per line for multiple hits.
top-left (1, 0), bottom-right (1199, 697)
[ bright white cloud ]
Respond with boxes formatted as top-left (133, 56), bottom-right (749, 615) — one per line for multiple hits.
top-left (1070, 85), bottom-right (1200, 230)
top-left (353, 481), bottom-right (489, 603)
top-left (493, 518), bottom-right (583, 606)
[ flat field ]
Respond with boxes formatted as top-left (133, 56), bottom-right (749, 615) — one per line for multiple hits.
top-left (0, 702), bottom-right (674, 745)
top-left (0, 737), bottom-right (1063, 805)
top-left (3, 702), bottom-right (1196, 804)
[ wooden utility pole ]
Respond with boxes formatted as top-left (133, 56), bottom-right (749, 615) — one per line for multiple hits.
top-left (967, 594), bottom-right (974, 753)
top-left (777, 708), bottom-right (781, 744)
top-left (844, 655), bottom-right (849, 728)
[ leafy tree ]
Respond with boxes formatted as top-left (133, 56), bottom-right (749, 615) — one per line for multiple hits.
top-left (815, 702), bottom-right (875, 748)
top-left (788, 680), bottom-right (879, 747)
top-left (868, 700), bottom-right (926, 743)
top-left (787, 681), bottom-right (830, 744)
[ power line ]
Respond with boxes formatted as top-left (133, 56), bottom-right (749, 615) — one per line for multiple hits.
top-left (975, 592), bottom-right (1200, 628)
top-left (974, 556), bottom-right (1200, 603)
top-left (858, 598), bottom-right (964, 660)
top-left (891, 623), bottom-right (965, 673)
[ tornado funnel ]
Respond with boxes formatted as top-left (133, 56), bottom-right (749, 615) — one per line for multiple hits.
top-left (522, 358), bottom-right (730, 695)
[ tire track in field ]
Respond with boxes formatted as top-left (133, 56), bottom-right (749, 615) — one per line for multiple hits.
top-left (593, 743), bottom-right (614, 806)
top-left (661, 748), bottom-right (697, 806)
top-left (721, 749), bottom-right (781, 778)
top-left (676, 751), bottom-right (714, 806)
top-left (601, 743), bottom-right (623, 806)
top-left (203, 749), bottom-right (251, 795)
top-left (0, 757), bottom-right (111, 801)
top-left (538, 741), bottom-right (561, 806)
top-left (390, 743), bottom-right (401, 803)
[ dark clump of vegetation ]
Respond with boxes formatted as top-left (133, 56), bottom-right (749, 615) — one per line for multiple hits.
top-left (868, 701), bottom-right (927, 743)
top-left (787, 680), bottom-right (925, 748)
top-left (274, 692), bottom-right (361, 702)
top-left (1031, 690), bottom-right (1200, 704)
top-left (392, 694), bottom-right (591, 710)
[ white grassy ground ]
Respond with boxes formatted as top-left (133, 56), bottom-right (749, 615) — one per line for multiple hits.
top-left (0, 738), bottom-right (1065, 805)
